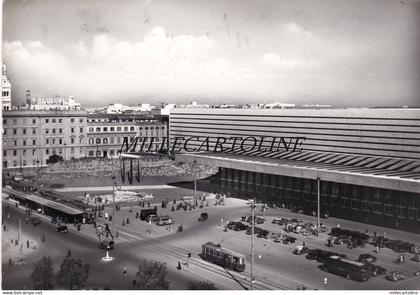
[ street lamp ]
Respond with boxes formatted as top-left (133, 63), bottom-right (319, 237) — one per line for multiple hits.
top-left (111, 176), bottom-right (121, 239)
top-left (317, 176), bottom-right (321, 230)
top-left (193, 160), bottom-right (197, 206)
top-left (250, 198), bottom-right (256, 290)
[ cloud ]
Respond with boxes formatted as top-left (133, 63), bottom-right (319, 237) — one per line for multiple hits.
top-left (4, 27), bottom-right (256, 102)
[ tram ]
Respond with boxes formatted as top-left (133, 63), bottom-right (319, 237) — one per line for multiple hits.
top-left (201, 242), bottom-right (246, 272)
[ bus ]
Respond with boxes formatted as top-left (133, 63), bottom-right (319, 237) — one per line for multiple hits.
top-left (201, 242), bottom-right (246, 272)
top-left (323, 255), bottom-right (371, 282)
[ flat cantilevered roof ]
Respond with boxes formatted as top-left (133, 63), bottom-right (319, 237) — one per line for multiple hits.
top-left (175, 151), bottom-right (420, 193)
top-left (18, 193), bottom-right (84, 215)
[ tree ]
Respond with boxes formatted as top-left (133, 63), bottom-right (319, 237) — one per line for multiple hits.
top-left (134, 260), bottom-right (170, 290)
top-left (187, 280), bottom-right (217, 290)
top-left (55, 256), bottom-right (89, 290)
top-left (30, 256), bottom-right (55, 290)
top-left (46, 154), bottom-right (64, 164)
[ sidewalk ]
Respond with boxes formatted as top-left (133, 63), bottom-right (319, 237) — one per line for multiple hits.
top-left (1, 225), bottom-right (39, 264)
top-left (55, 184), bottom-right (176, 192)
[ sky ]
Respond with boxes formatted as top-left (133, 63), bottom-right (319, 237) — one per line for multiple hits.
top-left (2, 0), bottom-right (420, 107)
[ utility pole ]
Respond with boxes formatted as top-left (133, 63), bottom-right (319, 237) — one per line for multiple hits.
top-left (317, 177), bottom-right (321, 229)
top-left (193, 160), bottom-right (197, 206)
top-left (250, 198), bottom-right (255, 290)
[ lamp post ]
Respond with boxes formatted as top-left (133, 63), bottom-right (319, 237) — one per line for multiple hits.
top-left (317, 177), bottom-right (321, 229)
top-left (193, 160), bottom-right (197, 206)
top-left (250, 198), bottom-right (256, 290)
top-left (111, 176), bottom-right (121, 239)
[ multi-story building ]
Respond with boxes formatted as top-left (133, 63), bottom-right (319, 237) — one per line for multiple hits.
top-left (28, 95), bottom-right (81, 111)
top-left (2, 110), bottom-right (87, 168)
top-left (86, 113), bottom-right (168, 158)
top-left (170, 107), bottom-right (420, 233)
top-left (2, 64), bottom-right (12, 111)
top-left (2, 111), bottom-right (168, 169)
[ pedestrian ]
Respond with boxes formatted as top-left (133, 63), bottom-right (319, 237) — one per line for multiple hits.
top-left (374, 231), bottom-right (377, 237)
top-left (132, 280), bottom-right (137, 287)
top-left (3, 224), bottom-right (6, 231)
top-left (122, 219), bottom-right (125, 226)
top-left (77, 224), bottom-right (81, 231)
top-left (303, 241), bottom-right (306, 247)
top-left (27, 240), bottom-right (30, 248)
top-left (67, 249), bottom-right (72, 257)
top-left (123, 266), bottom-right (127, 276)
top-left (126, 218), bottom-right (130, 224)
top-left (136, 212), bottom-right (139, 218)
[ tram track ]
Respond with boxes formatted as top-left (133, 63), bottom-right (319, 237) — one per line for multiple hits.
top-left (115, 224), bottom-right (293, 290)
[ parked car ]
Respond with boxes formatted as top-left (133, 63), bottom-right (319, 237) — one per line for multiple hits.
top-left (293, 246), bottom-right (310, 255)
top-left (146, 214), bottom-right (158, 223)
top-left (393, 242), bottom-right (413, 253)
top-left (386, 271), bottom-right (406, 281)
top-left (282, 236), bottom-right (297, 244)
top-left (56, 225), bottom-right (68, 233)
top-left (368, 264), bottom-right (387, 277)
top-left (334, 235), bottom-right (348, 244)
top-left (30, 217), bottom-right (41, 226)
top-left (316, 251), bottom-right (346, 263)
top-left (306, 249), bottom-right (322, 260)
top-left (198, 212), bottom-right (208, 221)
top-left (357, 254), bottom-right (377, 264)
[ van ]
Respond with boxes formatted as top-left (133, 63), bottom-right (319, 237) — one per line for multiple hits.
top-left (140, 208), bottom-right (158, 220)
top-left (156, 215), bottom-right (174, 226)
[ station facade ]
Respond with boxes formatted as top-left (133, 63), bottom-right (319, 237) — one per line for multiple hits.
top-left (170, 108), bottom-right (420, 233)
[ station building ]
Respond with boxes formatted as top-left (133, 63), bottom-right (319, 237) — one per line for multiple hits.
top-left (170, 108), bottom-right (420, 234)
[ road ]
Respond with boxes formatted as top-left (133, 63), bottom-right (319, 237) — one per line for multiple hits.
top-left (1, 202), bottom-right (219, 290)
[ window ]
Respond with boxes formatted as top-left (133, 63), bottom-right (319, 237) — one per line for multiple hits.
top-left (45, 129), bottom-right (49, 134)
top-left (71, 147), bottom-right (74, 153)
top-left (89, 151), bottom-right (94, 157)
top-left (32, 149), bottom-right (36, 155)
top-left (70, 118), bottom-right (75, 123)
top-left (59, 119), bottom-right (63, 123)
top-left (52, 128), bottom-right (56, 134)
top-left (32, 139), bottom-right (36, 145)
top-left (14, 140), bottom-right (17, 146)
top-left (3, 129), bottom-right (6, 135)
top-left (89, 127), bottom-right (94, 132)
top-left (79, 118), bottom-right (83, 123)
top-left (103, 138), bottom-right (108, 144)
top-left (117, 127), bottom-right (121, 131)
top-left (23, 150), bottom-right (26, 156)
top-left (53, 149), bottom-right (56, 155)
top-left (384, 204), bottom-right (394, 216)
top-left (80, 127), bottom-right (83, 133)
top-left (45, 119), bottom-right (49, 124)
top-left (23, 160), bottom-right (26, 167)
top-left (13, 119), bottom-right (17, 125)
top-left (110, 137), bottom-right (114, 144)
top-left (13, 160), bottom-right (17, 167)
top-left (124, 126), bottom-right (128, 131)
top-left (139, 127), bottom-right (143, 130)
top-left (96, 127), bottom-right (101, 132)
top-left (71, 138), bottom-right (75, 144)
top-left (59, 128), bottom-right (63, 134)
top-left (46, 149), bottom-right (49, 155)
top-left (23, 129), bottom-right (26, 135)
top-left (32, 128), bottom-right (36, 135)
top-left (58, 148), bottom-right (62, 155)
top-left (52, 139), bottom-right (56, 144)
top-left (130, 126), bottom-right (135, 131)
top-left (59, 139), bottom-right (62, 144)
top-left (79, 137), bottom-right (83, 144)
top-left (13, 129), bottom-right (17, 135)
top-left (89, 138), bottom-right (94, 144)
top-left (96, 138), bottom-right (101, 144)
top-left (32, 119), bottom-right (36, 124)
top-left (3, 119), bottom-right (6, 125)
top-left (110, 127), bottom-right (115, 131)
top-left (52, 119), bottom-right (56, 123)
top-left (3, 150), bottom-right (7, 157)
top-left (23, 118), bottom-right (27, 125)
top-left (23, 140), bottom-right (27, 146)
